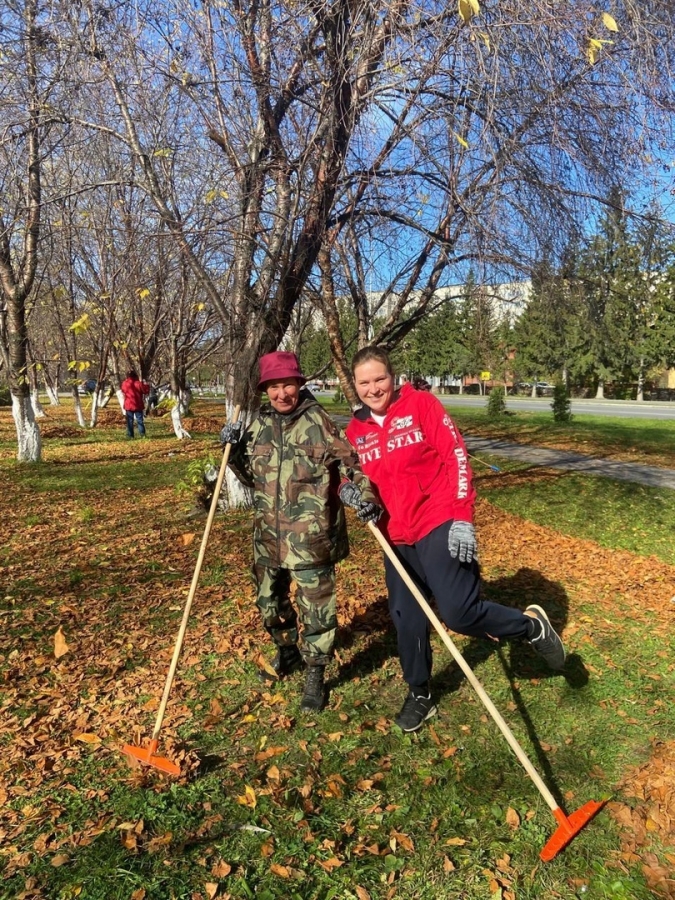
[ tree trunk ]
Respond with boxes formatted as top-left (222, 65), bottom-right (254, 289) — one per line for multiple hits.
top-left (12, 393), bottom-right (42, 462)
top-left (595, 379), bottom-right (605, 400)
top-left (171, 403), bottom-right (191, 440)
top-left (636, 359), bottom-right (644, 402)
top-left (72, 387), bottom-right (86, 427)
top-left (45, 384), bottom-right (60, 405)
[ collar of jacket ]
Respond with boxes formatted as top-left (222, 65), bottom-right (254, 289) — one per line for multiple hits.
top-left (352, 381), bottom-right (413, 422)
top-left (258, 388), bottom-right (319, 423)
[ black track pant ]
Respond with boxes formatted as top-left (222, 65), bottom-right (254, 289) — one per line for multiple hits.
top-left (383, 521), bottom-right (531, 688)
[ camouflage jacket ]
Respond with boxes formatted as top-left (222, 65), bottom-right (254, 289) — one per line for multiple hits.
top-left (229, 391), bottom-right (377, 570)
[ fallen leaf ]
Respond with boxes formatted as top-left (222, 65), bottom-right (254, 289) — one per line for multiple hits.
top-left (54, 626), bottom-right (69, 659)
top-left (270, 863), bottom-right (290, 878)
top-left (505, 807), bottom-right (520, 829)
top-left (51, 853), bottom-right (69, 867)
top-left (204, 883), bottom-right (218, 899)
top-left (211, 860), bottom-right (231, 878)
top-left (180, 533), bottom-right (196, 546)
top-left (73, 733), bottom-right (101, 744)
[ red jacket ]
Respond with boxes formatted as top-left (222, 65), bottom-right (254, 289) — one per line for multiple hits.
top-left (345, 383), bottom-right (475, 544)
top-left (120, 377), bottom-right (149, 412)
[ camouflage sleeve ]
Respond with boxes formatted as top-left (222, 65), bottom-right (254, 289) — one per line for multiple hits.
top-left (314, 409), bottom-right (380, 505)
top-left (227, 418), bottom-right (258, 488)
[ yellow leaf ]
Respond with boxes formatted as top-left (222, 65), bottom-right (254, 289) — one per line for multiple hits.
top-left (69, 313), bottom-right (90, 335)
top-left (180, 533), bottom-right (196, 547)
top-left (445, 837), bottom-right (467, 846)
top-left (453, 131), bottom-right (469, 149)
top-left (602, 12), bottom-right (619, 32)
top-left (138, 288), bottom-right (150, 299)
top-left (355, 888), bottom-right (371, 900)
top-left (266, 764), bottom-right (280, 782)
top-left (74, 733), bottom-right (101, 744)
top-left (236, 785), bottom-right (257, 808)
top-left (443, 855), bottom-right (456, 872)
top-left (54, 626), bottom-right (69, 659)
top-left (458, 0), bottom-right (472, 24)
top-left (131, 890), bottom-right (146, 900)
top-left (205, 883), bottom-right (219, 899)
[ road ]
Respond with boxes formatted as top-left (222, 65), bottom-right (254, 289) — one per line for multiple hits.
top-left (437, 395), bottom-right (675, 420)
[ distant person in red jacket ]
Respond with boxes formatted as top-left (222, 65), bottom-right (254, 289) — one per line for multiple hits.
top-left (120, 369), bottom-right (150, 438)
top-left (345, 347), bottom-right (566, 733)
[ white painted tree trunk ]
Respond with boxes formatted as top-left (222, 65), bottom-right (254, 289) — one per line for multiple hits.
top-left (12, 394), bottom-right (42, 462)
top-left (89, 394), bottom-right (100, 427)
top-left (45, 385), bottom-right (60, 405)
top-left (531, 383), bottom-right (537, 399)
top-left (115, 388), bottom-right (125, 412)
top-left (30, 388), bottom-right (46, 418)
top-left (595, 379), bottom-right (605, 400)
top-left (636, 360), bottom-right (645, 402)
top-left (98, 389), bottom-right (111, 408)
top-left (171, 403), bottom-right (191, 439)
top-left (73, 394), bottom-right (86, 427)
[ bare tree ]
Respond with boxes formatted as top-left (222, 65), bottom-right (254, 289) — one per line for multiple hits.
top-left (0, 0), bottom-right (46, 460)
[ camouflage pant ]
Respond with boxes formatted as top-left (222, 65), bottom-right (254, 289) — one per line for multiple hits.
top-left (253, 564), bottom-right (337, 667)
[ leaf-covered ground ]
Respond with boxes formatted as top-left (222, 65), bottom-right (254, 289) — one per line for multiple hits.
top-left (0, 402), bottom-right (674, 900)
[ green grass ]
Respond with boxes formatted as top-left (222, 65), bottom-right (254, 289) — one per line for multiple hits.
top-left (474, 460), bottom-right (675, 565)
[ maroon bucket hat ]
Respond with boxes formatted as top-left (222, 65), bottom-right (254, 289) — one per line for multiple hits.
top-left (257, 351), bottom-right (306, 390)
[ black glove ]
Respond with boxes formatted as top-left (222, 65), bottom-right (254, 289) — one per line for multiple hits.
top-left (338, 482), bottom-right (382, 523)
top-left (355, 501), bottom-right (382, 523)
top-left (220, 421), bottom-right (242, 445)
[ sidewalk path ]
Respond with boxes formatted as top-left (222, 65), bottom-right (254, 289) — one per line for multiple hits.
top-left (465, 436), bottom-right (675, 490)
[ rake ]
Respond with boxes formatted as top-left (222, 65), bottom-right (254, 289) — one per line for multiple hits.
top-left (367, 520), bottom-right (606, 861)
top-left (122, 406), bottom-right (241, 776)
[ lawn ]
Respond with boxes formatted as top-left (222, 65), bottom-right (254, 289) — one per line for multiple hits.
top-left (0, 400), bottom-right (673, 900)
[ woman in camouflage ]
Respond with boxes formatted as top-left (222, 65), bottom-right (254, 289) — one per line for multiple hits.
top-left (221, 351), bottom-right (381, 711)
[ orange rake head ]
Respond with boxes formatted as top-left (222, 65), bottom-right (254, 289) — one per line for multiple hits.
top-left (122, 740), bottom-right (181, 777)
top-left (540, 799), bottom-right (608, 862)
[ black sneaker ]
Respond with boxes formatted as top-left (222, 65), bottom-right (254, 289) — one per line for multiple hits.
top-left (394, 689), bottom-right (437, 732)
top-left (258, 644), bottom-right (303, 685)
top-left (525, 605), bottom-right (566, 670)
top-left (301, 665), bottom-right (326, 711)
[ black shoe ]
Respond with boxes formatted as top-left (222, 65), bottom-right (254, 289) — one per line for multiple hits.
top-left (394, 688), bottom-right (437, 732)
top-left (525, 605), bottom-right (566, 670)
top-left (258, 644), bottom-right (303, 685)
top-left (300, 665), bottom-right (326, 711)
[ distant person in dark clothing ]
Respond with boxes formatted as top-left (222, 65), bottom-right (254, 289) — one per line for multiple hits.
top-left (120, 369), bottom-right (150, 438)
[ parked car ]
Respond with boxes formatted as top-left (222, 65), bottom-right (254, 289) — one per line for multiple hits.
top-left (77, 379), bottom-right (98, 395)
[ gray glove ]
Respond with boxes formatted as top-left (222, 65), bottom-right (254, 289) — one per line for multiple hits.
top-left (447, 520), bottom-right (478, 564)
top-left (338, 482), bottom-right (383, 523)
top-left (220, 421), bottom-right (242, 445)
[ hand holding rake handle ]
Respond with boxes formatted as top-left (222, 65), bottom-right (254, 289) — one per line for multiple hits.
top-left (367, 520), bottom-right (605, 861)
top-left (123, 405), bottom-right (242, 776)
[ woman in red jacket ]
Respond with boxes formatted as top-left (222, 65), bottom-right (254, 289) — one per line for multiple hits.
top-left (120, 369), bottom-right (150, 438)
top-left (345, 347), bottom-right (566, 733)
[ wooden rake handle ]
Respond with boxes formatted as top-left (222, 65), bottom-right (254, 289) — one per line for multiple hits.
top-left (149, 406), bottom-right (242, 742)
top-left (367, 519), bottom-right (559, 813)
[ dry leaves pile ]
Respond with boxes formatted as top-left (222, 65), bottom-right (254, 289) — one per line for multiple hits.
top-left (609, 740), bottom-right (675, 898)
